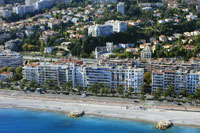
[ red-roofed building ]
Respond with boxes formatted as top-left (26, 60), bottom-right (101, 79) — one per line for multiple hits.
top-left (0, 72), bottom-right (13, 81)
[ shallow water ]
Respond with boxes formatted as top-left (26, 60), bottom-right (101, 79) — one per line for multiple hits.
top-left (0, 108), bottom-right (199, 133)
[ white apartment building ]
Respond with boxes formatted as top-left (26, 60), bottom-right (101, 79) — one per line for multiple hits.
top-left (13, 5), bottom-right (34, 15)
top-left (23, 63), bottom-right (144, 92)
top-left (0, 50), bottom-right (23, 68)
top-left (0, 9), bottom-right (11, 18)
top-left (152, 70), bottom-right (176, 92)
top-left (117, 2), bottom-right (125, 15)
top-left (75, 66), bottom-right (144, 92)
top-left (23, 63), bottom-right (74, 86)
top-left (152, 69), bottom-right (200, 94)
top-left (141, 47), bottom-right (152, 59)
top-left (175, 69), bottom-right (188, 93)
top-left (88, 24), bottom-right (113, 37)
top-left (105, 20), bottom-right (127, 33)
top-left (25, 0), bottom-right (37, 6)
top-left (35, 0), bottom-right (54, 10)
top-left (106, 42), bottom-right (114, 53)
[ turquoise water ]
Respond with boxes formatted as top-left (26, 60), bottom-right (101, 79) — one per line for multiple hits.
top-left (0, 109), bottom-right (199, 133)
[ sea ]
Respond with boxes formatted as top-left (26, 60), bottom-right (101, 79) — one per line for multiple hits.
top-left (0, 108), bottom-right (199, 133)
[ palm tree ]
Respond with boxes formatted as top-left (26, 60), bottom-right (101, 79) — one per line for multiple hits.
top-left (117, 85), bottom-right (123, 95)
top-left (100, 88), bottom-right (104, 96)
top-left (0, 81), bottom-right (3, 88)
top-left (77, 86), bottom-right (83, 94)
top-left (53, 85), bottom-right (60, 94)
top-left (66, 81), bottom-right (73, 91)
top-left (128, 87), bottom-right (134, 95)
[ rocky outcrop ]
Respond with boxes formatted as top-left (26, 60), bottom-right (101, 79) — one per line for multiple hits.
top-left (156, 120), bottom-right (173, 130)
top-left (68, 110), bottom-right (84, 118)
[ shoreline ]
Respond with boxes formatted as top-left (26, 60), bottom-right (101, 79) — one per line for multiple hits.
top-left (0, 93), bottom-right (200, 128)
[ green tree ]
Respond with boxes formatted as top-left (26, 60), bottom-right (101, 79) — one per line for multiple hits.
top-left (163, 91), bottom-right (169, 99)
top-left (40, 40), bottom-right (45, 53)
top-left (7, 67), bottom-right (15, 73)
top-left (100, 88), bottom-right (104, 95)
top-left (77, 86), bottom-right (83, 94)
top-left (117, 85), bottom-right (124, 94)
top-left (13, 66), bottom-right (23, 81)
top-left (154, 88), bottom-right (162, 99)
top-left (128, 87), bottom-right (134, 94)
top-left (91, 83), bottom-right (98, 95)
top-left (53, 85), bottom-right (60, 93)
top-left (0, 81), bottom-right (3, 88)
top-left (16, 66), bottom-right (22, 74)
top-left (181, 88), bottom-right (188, 97)
top-left (140, 85), bottom-right (147, 95)
top-left (87, 87), bottom-right (92, 92)
top-left (188, 94), bottom-right (195, 101)
top-left (27, 81), bottom-right (38, 89)
top-left (66, 81), bottom-right (73, 91)
top-left (144, 72), bottom-right (152, 86)
top-left (0, 67), bottom-right (8, 73)
top-left (167, 85), bottom-right (175, 97)
top-left (195, 88), bottom-right (200, 100)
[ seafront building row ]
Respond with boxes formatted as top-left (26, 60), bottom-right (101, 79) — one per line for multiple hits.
top-left (152, 69), bottom-right (200, 94)
top-left (22, 62), bottom-right (144, 92)
top-left (100, 58), bottom-right (200, 72)
top-left (1, 49), bottom-right (200, 94)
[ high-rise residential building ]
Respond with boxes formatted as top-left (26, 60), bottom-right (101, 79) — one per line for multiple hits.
top-left (23, 63), bottom-right (144, 92)
top-left (175, 69), bottom-right (188, 93)
top-left (35, 0), bottom-right (54, 10)
top-left (23, 62), bottom-right (74, 86)
top-left (88, 24), bottom-right (113, 37)
top-left (152, 69), bottom-right (200, 94)
top-left (25, 0), bottom-right (37, 6)
top-left (13, 5), bottom-right (34, 15)
top-left (105, 20), bottom-right (127, 33)
top-left (117, 2), bottom-right (125, 15)
top-left (152, 70), bottom-right (176, 92)
top-left (0, 50), bottom-right (23, 68)
top-left (0, 0), bottom-right (4, 5)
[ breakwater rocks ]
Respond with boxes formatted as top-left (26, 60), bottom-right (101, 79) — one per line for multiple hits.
top-left (68, 110), bottom-right (84, 118)
top-left (156, 120), bottom-right (173, 130)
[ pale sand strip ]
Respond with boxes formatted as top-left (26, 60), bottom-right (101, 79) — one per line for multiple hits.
top-left (0, 94), bottom-right (200, 127)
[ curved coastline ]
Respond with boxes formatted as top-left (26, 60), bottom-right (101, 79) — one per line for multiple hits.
top-left (0, 93), bottom-right (200, 128)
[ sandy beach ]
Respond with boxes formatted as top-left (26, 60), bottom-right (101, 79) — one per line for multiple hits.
top-left (0, 92), bottom-right (200, 127)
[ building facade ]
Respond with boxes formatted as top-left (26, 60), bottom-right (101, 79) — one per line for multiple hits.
top-left (0, 50), bottom-right (23, 68)
top-left (23, 63), bottom-right (144, 92)
top-left (152, 69), bottom-right (200, 94)
top-left (88, 24), bottom-right (113, 37)
top-left (25, 0), bottom-right (37, 6)
top-left (0, 72), bottom-right (13, 81)
top-left (105, 20), bottom-right (127, 33)
top-left (141, 47), bottom-right (152, 59)
top-left (117, 2), bottom-right (125, 15)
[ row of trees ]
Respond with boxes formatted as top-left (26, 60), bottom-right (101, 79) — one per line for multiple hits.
top-left (152, 86), bottom-right (200, 101)
top-left (17, 77), bottom-right (200, 102)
